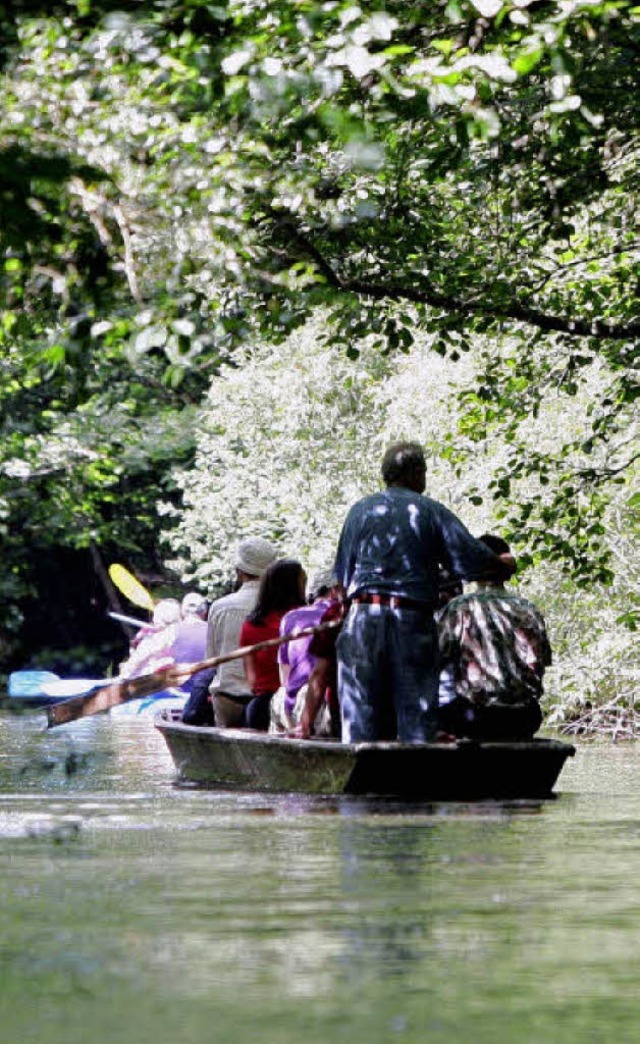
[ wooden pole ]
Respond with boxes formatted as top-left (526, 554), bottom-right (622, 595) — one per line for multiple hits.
top-left (47, 619), bottom-right (341, 727)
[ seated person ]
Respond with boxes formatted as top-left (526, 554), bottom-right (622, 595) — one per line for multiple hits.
top-left (269, 567), bottom-right (337, 734)
top-left (293, 596), bottom-right (345, 740)
top-left (119, 598), bottom-right (182, 679)
top-left (239, 559), bottom-right (307, 731)
top-left (121, 594), bottom-right (208, 696)
top-left (205, 536), bottom-right (279, 728)
top-left (437, 534), bottom-right (552, 741)
top-left (173, 592), bottom-right (208, 693)
top-left (175, 593), bottom-right (212, 725)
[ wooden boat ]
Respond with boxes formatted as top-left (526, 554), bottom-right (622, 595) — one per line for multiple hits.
top-left (154, 711), bottom-right (576, 799)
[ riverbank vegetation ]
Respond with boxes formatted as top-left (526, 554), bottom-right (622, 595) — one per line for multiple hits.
top-left (164, 315), bottom-right (638, 737)
top-left (0, 1), bottom-right (637, 735)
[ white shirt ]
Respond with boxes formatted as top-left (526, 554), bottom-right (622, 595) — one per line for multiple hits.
top-left (206, 580), bottom-right (260, 696)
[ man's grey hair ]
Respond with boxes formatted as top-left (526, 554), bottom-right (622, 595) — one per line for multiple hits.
top-left (381, 441), bottom-right (426, 485)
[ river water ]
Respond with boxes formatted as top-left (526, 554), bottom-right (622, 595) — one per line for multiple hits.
top-left (0, 709), bottom-right (638, 1043)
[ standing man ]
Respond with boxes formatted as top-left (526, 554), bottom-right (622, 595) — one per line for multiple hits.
top-left (206, 537), bottom-right (278, 727)
top-left (334, 442), bottom-right (515, 744)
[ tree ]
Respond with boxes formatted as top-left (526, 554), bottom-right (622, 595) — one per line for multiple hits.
top-left (163, 313), bottom-right (394, 587)
top-left (0, 321), bottom-right (207, 665)
top-left (0, 1), bottom-right (637, 666)
top-left (166, 314), bottom-right (639, 734)
top-left (176, 0), bottom-right (638, 584)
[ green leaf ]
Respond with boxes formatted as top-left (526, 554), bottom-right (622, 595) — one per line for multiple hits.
top-left (513, 49), bottom-right (544, 76)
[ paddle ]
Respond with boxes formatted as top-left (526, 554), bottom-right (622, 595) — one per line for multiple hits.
top-left (108, 563), bottom-right (155, 613)
top-left (47, 619), bottom-right (342, 727)
top-left (108, 611), bottom-right (149, 629)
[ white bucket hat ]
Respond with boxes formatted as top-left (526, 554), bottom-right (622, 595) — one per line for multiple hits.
top-left (235, 537), bottom-right (279, 578)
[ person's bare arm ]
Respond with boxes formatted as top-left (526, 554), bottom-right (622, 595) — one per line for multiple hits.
top-left (244, 651), bottom-right (258, 693)
top-left (296, 659), bottom-right (330, 739)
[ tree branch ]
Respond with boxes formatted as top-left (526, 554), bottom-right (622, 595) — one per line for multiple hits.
top-left (576, 450), bottom-right (640, 483)
top-left (279, 222), bottom-right (640, 342)
top-left (528, 243), bottom-right (640, 296)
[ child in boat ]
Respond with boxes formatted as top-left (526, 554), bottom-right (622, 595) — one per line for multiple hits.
top-left (239, 559), bottom-right (307, 730)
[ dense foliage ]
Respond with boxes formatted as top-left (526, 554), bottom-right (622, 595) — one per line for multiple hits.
top-left (166, 315), bottom-right (639, 734)
top-left (0, 1), bottom-right (637, 702)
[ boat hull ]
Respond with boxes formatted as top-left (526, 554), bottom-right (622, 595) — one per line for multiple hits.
top-left (154, 714), bottom-right (575, 799)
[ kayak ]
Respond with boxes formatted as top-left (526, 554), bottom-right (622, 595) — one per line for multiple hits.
top-left (6, 670), bottom-right (113, 707)
top-left (154, 712), bottom-right (576, 799)
top-left (6, 670), bottom-right (186, 717)
top-left (110, 690), bottom-right (187, 717)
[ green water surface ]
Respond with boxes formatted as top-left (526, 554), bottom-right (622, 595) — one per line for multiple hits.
top-left (1, 711), bottom-right (638, 1043)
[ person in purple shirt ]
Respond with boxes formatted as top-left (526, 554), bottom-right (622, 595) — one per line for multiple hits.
top-left (172, 593), bottom-right (208, 664)
top-left (333, 441), bottom-right (516, 744)
top-left (269, 568), bottom-right (338, 733)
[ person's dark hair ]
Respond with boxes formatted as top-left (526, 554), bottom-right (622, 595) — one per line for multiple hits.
top-left (381, 441), bottom-right (426, 486)
top-left (477, 532), bottom-right (510, 556)
top-left (247, 559), bottom-right (305, 625)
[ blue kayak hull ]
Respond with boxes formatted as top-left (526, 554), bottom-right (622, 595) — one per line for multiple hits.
top-left (6, 670), bottom-right (186, 713)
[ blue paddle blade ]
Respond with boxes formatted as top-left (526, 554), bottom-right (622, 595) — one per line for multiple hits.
top-left (8, 670), bottom-right (60, 697)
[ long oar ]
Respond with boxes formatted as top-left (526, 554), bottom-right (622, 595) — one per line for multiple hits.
top-left (108, 563), bottom-right (155, 613)
top-left (47, 619), bottom-right (341, 727)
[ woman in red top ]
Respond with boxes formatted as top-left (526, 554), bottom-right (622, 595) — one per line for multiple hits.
top-left (239, 559), bottom-right (306, 730)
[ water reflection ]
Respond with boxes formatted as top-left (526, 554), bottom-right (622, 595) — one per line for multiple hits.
top-left (1, 711), bottom-right (640, 1042)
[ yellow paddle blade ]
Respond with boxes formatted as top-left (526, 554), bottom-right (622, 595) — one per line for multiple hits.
top-left (108, 563), bottom-right (155, 612)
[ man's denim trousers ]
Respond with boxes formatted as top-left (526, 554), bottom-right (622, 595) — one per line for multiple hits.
top-left (336, 602), bottom-right (439, 744)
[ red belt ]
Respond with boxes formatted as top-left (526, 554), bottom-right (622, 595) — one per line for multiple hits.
top-left (352, 594), bottom-right (428, 611)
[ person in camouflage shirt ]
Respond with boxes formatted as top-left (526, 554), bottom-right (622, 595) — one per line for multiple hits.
top-left (437, 534), bottom-right (552, 740)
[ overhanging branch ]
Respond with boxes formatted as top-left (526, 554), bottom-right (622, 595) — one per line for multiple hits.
top-left (281, 222), bottom-right (640, 342)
